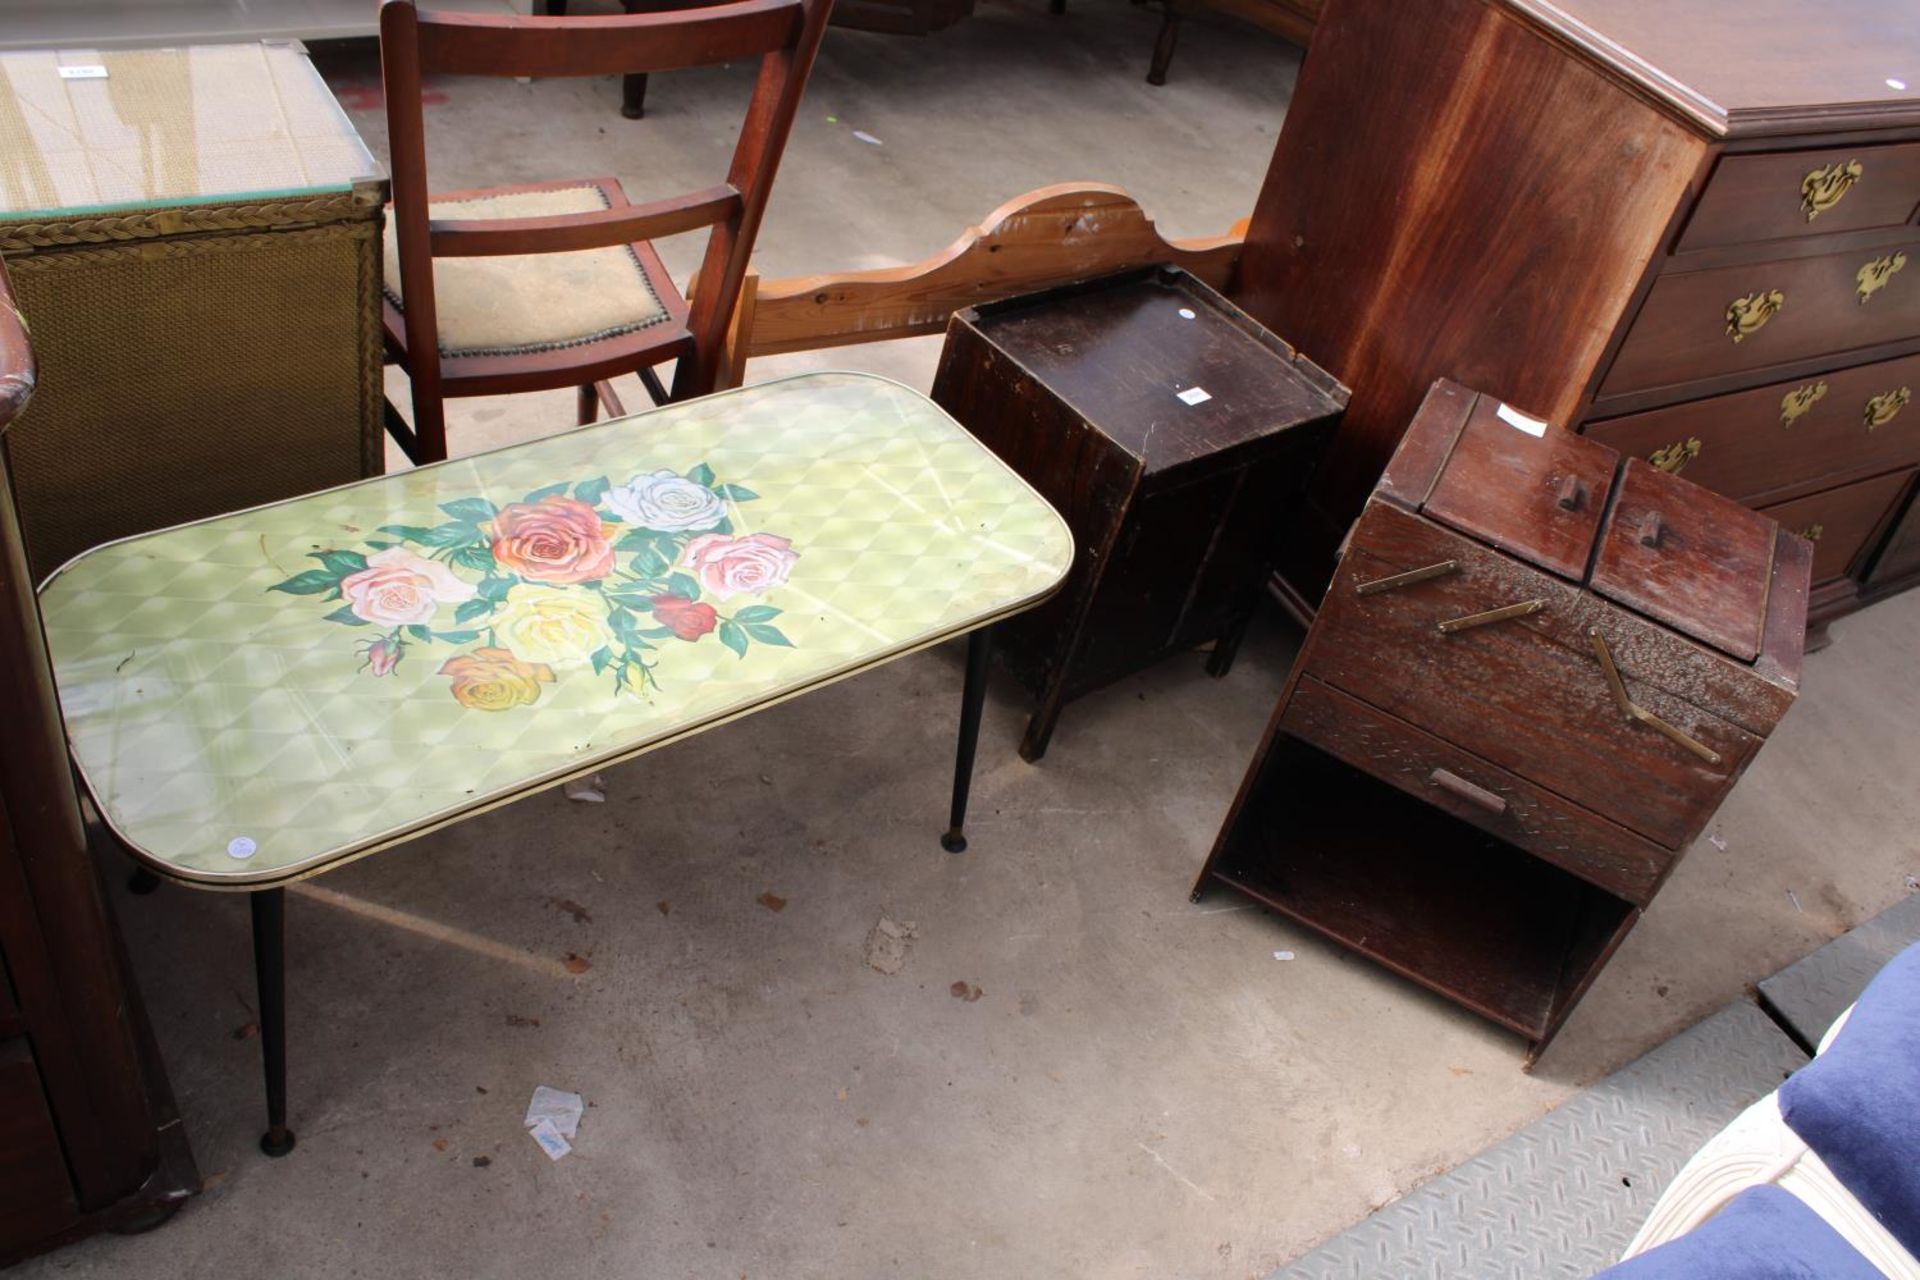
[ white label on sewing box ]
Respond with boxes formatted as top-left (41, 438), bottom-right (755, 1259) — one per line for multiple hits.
top-left (1176, 386), bottom-right (1212, 406)
top-left (227, 836), bottom-right (257, 860)
top-left (58, 65), bottom-right (108, 80)
top-left (1495, 402), bottom-right (1548, 437)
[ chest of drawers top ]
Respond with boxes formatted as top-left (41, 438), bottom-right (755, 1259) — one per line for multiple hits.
top-left (1503, 0), bottom-right (1920, 140)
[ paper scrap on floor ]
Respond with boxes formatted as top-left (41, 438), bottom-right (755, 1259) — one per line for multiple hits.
top-left (526, 1085), bottom-right (585, 1159)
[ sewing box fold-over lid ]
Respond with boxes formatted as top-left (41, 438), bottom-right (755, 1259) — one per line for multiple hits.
top-left (1378, 379), bottom-right (1787, 663)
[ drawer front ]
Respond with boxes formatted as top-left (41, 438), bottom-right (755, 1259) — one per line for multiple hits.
top-left (1584, 354), bottom-right (1920, 503)
top-left (1602, 241), bottom-right (1920, 398)
top-left (1312, 505), bottom-right (1763, 850)
top-left (1283, 676), bottom-right (1669, 903)
top-left (1679, 143), bottom-right (1920, 253)
top-left (1759, 468), bottom-right (1916, 585)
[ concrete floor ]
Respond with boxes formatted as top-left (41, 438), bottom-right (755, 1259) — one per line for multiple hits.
top-left (20, 4), bottom-right (1920, 1277)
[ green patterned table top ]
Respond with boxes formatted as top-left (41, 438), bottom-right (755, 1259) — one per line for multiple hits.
top-left (40, 373), bottom-right (1072, 887)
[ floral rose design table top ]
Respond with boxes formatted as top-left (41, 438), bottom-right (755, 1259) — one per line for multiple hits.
top-left (39, 373), bottom-right (1072, 886)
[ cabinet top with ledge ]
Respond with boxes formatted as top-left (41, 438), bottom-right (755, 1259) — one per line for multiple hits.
top-left (1503, 0), bottom-right (1920, 139)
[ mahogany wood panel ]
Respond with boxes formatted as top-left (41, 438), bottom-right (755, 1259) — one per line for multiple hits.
top-left (1283, 676), bottom-right (1670, 903)
top-left (1422, 395), bottom-right (1618, 581)
top-left (1591, 459), bottom-right (1779, 661)
top-left (1321, 511), bottom-right (1761, 850)
top-left (1602, 237), bottom-right (1920, 397)
top-left (1204, 730), bottom-right (1636, 1041)
top-left (1237, 0), bottom-right (1707, 589)
top-left (1678, 141), bottom-right (1920, 252)
top-left (1759, 466), bottom-right (1917, 584)
top-left (1583, 353), bottom-right (1920, 503)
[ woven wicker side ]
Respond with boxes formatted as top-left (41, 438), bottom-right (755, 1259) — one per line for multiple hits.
top-left (6, 211), bottom-right (383, 579)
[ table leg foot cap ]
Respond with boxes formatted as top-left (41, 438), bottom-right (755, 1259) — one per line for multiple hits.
top-left (940, 829), bottom-right (968, 854)
top-left (260, 1128), bottom-right (296, 1158)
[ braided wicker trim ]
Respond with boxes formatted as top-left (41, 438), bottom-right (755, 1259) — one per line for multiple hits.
top-left (0, 192), bottom-right (372, 254)
top-left (5, 222), bottom-right (375, 273)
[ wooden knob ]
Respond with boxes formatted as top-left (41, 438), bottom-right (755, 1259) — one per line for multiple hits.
top-left (1556, 476), bottom-right (1583, 511)
top-left (1638, 511), bottom-right (1663, 548)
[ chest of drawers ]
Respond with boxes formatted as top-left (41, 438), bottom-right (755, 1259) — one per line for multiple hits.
top-left (1193, 380), bottom-right (1811, 1057)
top-left (1237, 0), bottom-right (1920, 641)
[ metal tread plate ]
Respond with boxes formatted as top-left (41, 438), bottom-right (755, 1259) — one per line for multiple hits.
top-left (1758, 892), bottom-right (1920, 1049)
top-left (1266, 1000), bottom-right (1807, 1280)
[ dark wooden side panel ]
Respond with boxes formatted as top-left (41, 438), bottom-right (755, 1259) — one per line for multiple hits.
top-left (1236, 0), bottom-right (1707, 593)
top-left (0, 1041), bottom-right (78, 1249)
top-left (930, 317), bottom-right (1138, 694)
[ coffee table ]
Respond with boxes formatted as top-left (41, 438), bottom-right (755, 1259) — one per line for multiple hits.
top-left (37, 371), bottom-right (1072, 1155)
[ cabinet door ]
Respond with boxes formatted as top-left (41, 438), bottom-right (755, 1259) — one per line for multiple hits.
top-left (0, 1039), bottom-right (79, 1251)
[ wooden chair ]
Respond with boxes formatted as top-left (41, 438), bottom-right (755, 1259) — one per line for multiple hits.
top-left (378, 0), bottom-right (833, 463)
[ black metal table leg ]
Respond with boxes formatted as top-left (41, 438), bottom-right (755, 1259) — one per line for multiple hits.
top-left (940, 628), bottom-right (992, 854)
top-left (250, 888), bottom-right (296, 1157)
top-left (127, 866), bottom-right (162, 895)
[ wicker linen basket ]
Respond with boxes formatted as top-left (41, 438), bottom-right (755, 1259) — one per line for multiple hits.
top-left (0, 42), bottom-right (386, 579)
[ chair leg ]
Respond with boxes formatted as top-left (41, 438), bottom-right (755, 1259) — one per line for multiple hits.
top-left (1148, 5), bottom-right (1181, 84)
top-left (576, 384), bottom-right (599, 426)
top-left (251, 888), bottom-right (296, 1157)
top-left (1205, 604), bottom-right (1255, 678)
top-left (621, 72), bottom-right (649, 120)
top-left (940, 628), bottom-right (993, 854)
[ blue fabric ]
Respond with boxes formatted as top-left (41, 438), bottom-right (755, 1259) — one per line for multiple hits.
top-left (1780, 940), bottom-right (1920, 1259)
top-left (1591, 1186), bottom-right (1879, 1279)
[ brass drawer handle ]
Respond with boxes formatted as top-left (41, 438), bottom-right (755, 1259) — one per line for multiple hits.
top-left (1355, 559), bottom-right (1457, 596)
top-left (1648, 438), bottom-right (1701, 474)
top-left (1437, 598), bottom-right (1546, 634)
top-left (1726, 290), bottom-right (1784, 343)
top-left (1589, 628), bottom-right (1723, 765)
top-left (1428, 768), bottom-right (1508, 816)
top-left (1780, 381), bottom-right (1827, 427)
top-left (1865, 387), bottom-right (1911, 430)
top-left (1857, 252), bottom-right (1907, 304)
top-left (1801, 160), bottom-right (1863, 221)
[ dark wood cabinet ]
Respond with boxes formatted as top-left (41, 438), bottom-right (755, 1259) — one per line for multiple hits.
top-left (931, 268), bottom-right (1346, 758)
top-left (1236, 0), bottom-right (1920, 635)
top-left (0, 263), bottom-right (196, 1264)
top-left (1195, 380), bottom-right (1810, 1058)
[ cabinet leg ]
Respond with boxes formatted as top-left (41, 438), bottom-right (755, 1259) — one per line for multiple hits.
top-left (250, 888), bottom-right (296, 1157)
top-left (1205, 608), bottom-right (1254, 678)
top-left (621, 72), bottom-right (649, 120)
top-left (941, 629), bottom-right (993, 853)
top-left (1147, 6), bottom-right (1180, 85)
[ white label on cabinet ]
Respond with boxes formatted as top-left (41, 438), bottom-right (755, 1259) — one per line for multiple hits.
top-left (1495, 402), bottom-right (1548, 437)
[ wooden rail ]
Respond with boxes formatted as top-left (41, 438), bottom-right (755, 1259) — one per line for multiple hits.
top-left (713, 183), bottom-right (1247, 387)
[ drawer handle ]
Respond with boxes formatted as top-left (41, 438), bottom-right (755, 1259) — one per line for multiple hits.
top-left (1437, 598), bottom-right (1546, 634)
top-left (1589, 628), bottom-right (1723, 765)
top-left (1428, 768), bottom-right (1508, 816)
top-left (1726, 290), bottom-right (1784, 343)
top-left (1647, 438), bottom-right (1701, 475)
top-left (1780, 381), bottom-right (1827, 428)
top-left (1801, 160), bottom-right (1864, 221)
top-left (1857, 252), bottom-right (1907, 304)
top-left (1865, 387), bottom-right (1911, 430)
top-left (1355, 559), bottom-right (1458, 596)
top-left (1798, 522), bottom-right (1825, 543)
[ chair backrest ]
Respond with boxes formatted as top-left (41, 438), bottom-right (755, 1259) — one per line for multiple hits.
top-left (378, 0), bottom-right (833, 418)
